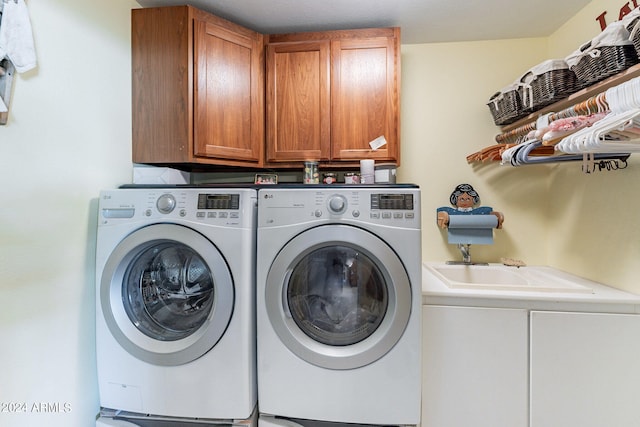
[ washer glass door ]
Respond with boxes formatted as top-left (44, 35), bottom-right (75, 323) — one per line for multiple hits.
top-left (123, 241), bottom-right (214, 342)
top-left (101, 224), bottom-right (234, 366)
top-left (266, 225), bottom-right (412, 370)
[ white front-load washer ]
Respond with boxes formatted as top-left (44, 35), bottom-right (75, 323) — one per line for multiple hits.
top-left (256, 185), bottom-right (422, 426)
top-left (95, 187), bottom-right (257, 424)
top-left (96, 406), bottom-right (259, 426)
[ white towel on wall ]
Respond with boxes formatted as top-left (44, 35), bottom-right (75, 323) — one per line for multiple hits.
top-left (0, 61), bottom-right (6, 112)
top-left (0, 1), bottom-right (7, 112)
top-left (0, 0), bottom-right (36, 73)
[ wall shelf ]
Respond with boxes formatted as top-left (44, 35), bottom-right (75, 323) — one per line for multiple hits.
top-left (500, 63), bottom-right (640, 134)
top-left (468, 63), bottom-right (640, 165)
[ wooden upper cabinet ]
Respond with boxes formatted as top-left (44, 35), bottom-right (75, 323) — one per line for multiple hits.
top-left (266, 28), bottom-right (400, 166)
top-left (132, 6), bottom-right (264, 168)
top-left (266, 41), bottom-right (331, 162)
top-left (331, 36), bottom-right (399, 161)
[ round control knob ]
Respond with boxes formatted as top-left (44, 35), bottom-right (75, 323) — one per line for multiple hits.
top-left (156, 194), bottom-right (176, 214)
top-left (328, 195), bottom-right (347, 214)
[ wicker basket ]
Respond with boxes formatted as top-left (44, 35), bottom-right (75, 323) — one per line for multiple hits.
top-left (531, 69), bottom-right (581, 108)
top-left (573, 45), bottom-right (638, 85)
top-left (487, 83), bottom-right (523, 126)
top-left (519, 60), bottom-right (582, 111)
top-left (566, 21), bottom-right (639, 86)
top-left (628, 17), bottom-right (640, 58)
top-left (517, 72), bottom-right (535, 115)
top-left (623, 7), bottom-right (640, 55)
top-left (623, 7), bottom-right (640, 31)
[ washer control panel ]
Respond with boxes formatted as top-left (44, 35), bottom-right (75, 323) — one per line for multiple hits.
top-left (99, 189), bottom-right (255, 226)
top-left (327, 194), bottom-right (348, 214)
top-left (156, 193), bottom-right (177, 214)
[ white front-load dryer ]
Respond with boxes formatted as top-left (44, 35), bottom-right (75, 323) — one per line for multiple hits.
top-left (95, 187), bottom-right (257, 423)
top-left (256, 185), bottom-right (422, 426)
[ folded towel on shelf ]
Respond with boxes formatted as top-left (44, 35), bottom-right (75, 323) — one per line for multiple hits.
top-left (0, 0), bottom-right (36, 73)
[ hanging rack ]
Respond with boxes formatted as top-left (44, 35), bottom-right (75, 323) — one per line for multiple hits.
top-left (494, 92), bottom-right (610, 145)
top-left (584, 155), bottom-right (629, 173)
top-left (495, 122), bottom-right (537, 144)
top-left (551, 91), bottom-right (609, 118)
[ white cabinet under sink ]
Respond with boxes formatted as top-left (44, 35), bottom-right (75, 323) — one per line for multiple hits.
top-left (421, 263), bottom-right (640, 427)
top-left (530, 311), bottom-right (640, 427)
top-left (422, 306), bottom-right (640, 427)
top-left (422, 305), bottom-right (528, 427)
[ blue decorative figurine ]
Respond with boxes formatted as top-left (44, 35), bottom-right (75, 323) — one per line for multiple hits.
top-left (436, 184), bottom-right (504, 229)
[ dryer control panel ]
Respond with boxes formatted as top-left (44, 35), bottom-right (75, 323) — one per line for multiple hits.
top-left (371, 193), bottom-right (414, 210)
top-left (258, 187), bottom-right (420, 229)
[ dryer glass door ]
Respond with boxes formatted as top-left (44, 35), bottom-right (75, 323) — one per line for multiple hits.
top-left (101, 224), bottom-right (234, 366)
top-left (287, 245), bottom-right (388, 346)
top-left (265, 224), bottom-right (411, 370)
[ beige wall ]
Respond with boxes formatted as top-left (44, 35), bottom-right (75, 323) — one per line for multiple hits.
top-left (403, 0), bottom-right (640, 294)
top-left (400, 38), bottom-right (551, 265)
top-left (546, 0), bottom-right (640, 294)
top-left (0, 0), bottom-right (136, 425)
top-left (548, 0), bottom-right (622, 58)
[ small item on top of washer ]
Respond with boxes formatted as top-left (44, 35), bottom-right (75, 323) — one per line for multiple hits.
top-left (322, 172), bottom-right (336, 184)
top-left (374, 163), bottom-right (397, 184)
top-left (344, 172), bottom-right (360, 184)
top-left (360, 159), bottom-right (375, 184)
top-left (303, 161), bottom-right (319, 184)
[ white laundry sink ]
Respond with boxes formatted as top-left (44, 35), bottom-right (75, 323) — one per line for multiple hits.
top-left (429, 264), bottom-right (594, 294)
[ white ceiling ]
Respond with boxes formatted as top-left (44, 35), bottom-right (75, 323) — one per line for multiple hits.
top-left (135, 0), bottom-right (592, 44)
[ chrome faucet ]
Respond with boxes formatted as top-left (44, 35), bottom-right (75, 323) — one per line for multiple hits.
top-left (446, 243), bottom-right (486, 265)
top-left (458, 243), bottom-right (471, 264)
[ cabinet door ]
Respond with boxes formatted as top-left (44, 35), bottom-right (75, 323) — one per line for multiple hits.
top-left (530, 311), bottom-right (640, 427)
top-left (132, 6), bottom-right (192, 164)
top-left (266, 41), bottom-right (331, 162)
top-left (422, 305), bottom-right (528, 427)
top-left (193, 19), bottom-right (263, 164)
top-left (331, 35), bottom-right (399, 161)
